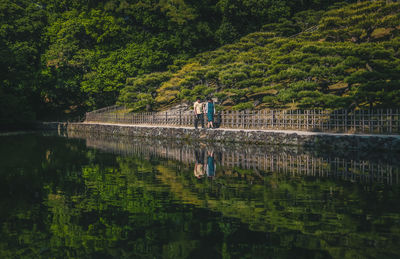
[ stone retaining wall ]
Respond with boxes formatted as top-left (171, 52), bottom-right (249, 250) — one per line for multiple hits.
top-left (39, 122), bottom-right (400, 151)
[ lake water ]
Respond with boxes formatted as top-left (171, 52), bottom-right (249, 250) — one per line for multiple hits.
top-left (1, 132), bottom-right (400, 258)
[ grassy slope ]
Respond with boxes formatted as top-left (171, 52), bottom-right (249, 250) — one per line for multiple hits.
top-left (119, 1), bottom-right (400, 111)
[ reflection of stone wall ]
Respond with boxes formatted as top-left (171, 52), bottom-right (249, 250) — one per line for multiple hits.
top-left (66, 131), bottom-right (400, 185)
top-left (41, 122), bottom-right (400, 151)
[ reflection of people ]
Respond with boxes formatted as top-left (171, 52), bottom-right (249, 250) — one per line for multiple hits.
top-left (194, 149), bottom-right (205, 179)
top-left (206, 150), bottom-right (216, 178)
top-left (204, 98), bottom-right (215, 129)
top-left (193, 97), bottom-right (204, 129)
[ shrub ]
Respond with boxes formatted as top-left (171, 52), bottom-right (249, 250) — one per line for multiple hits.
top-left (205, 69), bottom-right (220, 80)
top-left (371, 28), bottom-right (393, 40)
top-left (249, 70), bottom-right (265, 78)
top-left (214, 92), bottom-right (228, 101)
top-left (155, 90), bottom-right (179, 104)
top-left (224, 89), bottom-right (248, 103)
top-left (219, 70), bottom-right (248, 86)
top-left (211, 53), bottom-right (237, 65)
top-left (241, 32), bottom-right (276, 46)
top-left (236, 78), bottom-right (264, 88)
top-left (277, 89), bottom-right (297, 103)
top-left (262, 95), bottom-right (273, 102)
top-left (192, 85), bottom-right (215, 96)
top-left (290, 81), bottom-right (318, 91)
top-left (131, 93), bottom-right (155, 111)
top-left (277, 68), bottom-right (307, 81)
top-left (177, 89), bottom-right (192, 100)
top-left (232, 102), bottom-right (254, 111)
top-left (320, 17), bottom-right (343, 30)
top-left (293, 10), bottom-right (324, 31)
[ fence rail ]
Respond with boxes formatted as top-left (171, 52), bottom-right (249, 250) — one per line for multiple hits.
top-left (85, 108), bottom-right (400, 134)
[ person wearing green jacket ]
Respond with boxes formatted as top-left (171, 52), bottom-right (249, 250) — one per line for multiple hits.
top-left (204, 98), bottom-right (215, 129)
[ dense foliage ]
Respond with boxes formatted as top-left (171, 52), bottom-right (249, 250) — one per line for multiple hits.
top-left (119, 1), bottom-right (400, 111)
top-left (1, 0), bottom-right (360, 126)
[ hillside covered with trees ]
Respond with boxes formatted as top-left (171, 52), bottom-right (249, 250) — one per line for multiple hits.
top-left (119, 0), bottom-right (400, 111)
top-left (1, 0), bottom-right (399, 127)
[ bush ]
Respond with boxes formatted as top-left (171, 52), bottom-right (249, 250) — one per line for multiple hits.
top-left (277, 89), bottom-right (297, 103)
top-left (290, 81), bottom-right (318, 91)
top-left (219, 70), bottom-right (248, 86)
top-left (262, 95), bottom-right (275, 104)
top-left (320, 17), bottom-right (343, 30)
top-left (232, 102), bottom-right (253, 111)
top-left (131, 93), bottom-right (155, 111)
top-left (277, 68), bottom-right (307, 81)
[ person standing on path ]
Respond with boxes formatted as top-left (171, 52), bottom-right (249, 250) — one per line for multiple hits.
top-left (193, 97), bottom-right (204, 129)
top-left (204, 98), bottom-right (215, 128)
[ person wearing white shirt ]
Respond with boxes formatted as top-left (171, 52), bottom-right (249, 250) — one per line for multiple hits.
top-left (193, 97), bottom-right (205, 129)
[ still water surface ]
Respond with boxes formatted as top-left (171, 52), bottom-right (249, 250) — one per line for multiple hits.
top-left (1, 132), bottom-right (400, 258)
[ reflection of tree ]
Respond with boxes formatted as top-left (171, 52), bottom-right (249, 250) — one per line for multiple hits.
top-left (0, 134), bottom-right (90, 258)
top-left (154, 162), bottom-right (400, 258)
top-left (43, 156), bottom-right (213, 258)
top-left (1, 134), bottom-right (400, 258)
top-left (46, 144), bottom-right (400, 258)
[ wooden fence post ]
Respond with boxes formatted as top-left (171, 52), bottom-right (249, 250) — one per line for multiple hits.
top-left (252, 110), bottom-right (255, 129)
top-left (368, 109), bottom-right (372, 133)
top-left (242, 110), bottom-right (245, 128)
top-left (271, 110), bottom-right (274, 128)
top-left (361, 110), bottom-right (364, 133)
top-left (397, 109), bottom-right (400, 133)
top-left (237, 110), bottom-right (240, 128)
top-left (262, 110), bottom-right (265, 129)
top-left (378, 109), bottom-right (384, 133)
top-left (306, 110), bottom-right (309, 130)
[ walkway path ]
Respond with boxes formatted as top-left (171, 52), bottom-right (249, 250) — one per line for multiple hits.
top-left (82, 121), bottom-right (400, 138)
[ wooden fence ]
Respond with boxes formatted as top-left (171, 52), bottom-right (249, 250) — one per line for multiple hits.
top-left (85, 108), bottom-right (400, 134)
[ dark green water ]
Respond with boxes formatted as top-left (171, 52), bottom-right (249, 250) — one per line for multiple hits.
top-left (1, 132), bottom-right (400, 259)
